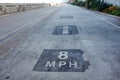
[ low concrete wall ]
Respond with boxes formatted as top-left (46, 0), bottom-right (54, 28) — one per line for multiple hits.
top-left (0, 3), bottom-right (50, 15)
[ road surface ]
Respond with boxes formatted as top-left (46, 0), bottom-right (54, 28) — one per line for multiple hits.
top-left (0, 4), bottom-right (120, 80)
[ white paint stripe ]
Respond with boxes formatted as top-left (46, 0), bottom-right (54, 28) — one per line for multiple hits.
top-left (88, 13), bottom-right (120, 29)
top-left (0, 18), bottom-right (39, 40)
top-left (62, 26), bottom-right (69, 34)
top-left (0, 11), bottom-right (52, 42)
top-left (101, 19), bottom-right (120, 29)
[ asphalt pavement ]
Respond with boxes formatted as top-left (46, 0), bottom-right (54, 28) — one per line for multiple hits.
top-left (0, 4), bottom-right (120, 80)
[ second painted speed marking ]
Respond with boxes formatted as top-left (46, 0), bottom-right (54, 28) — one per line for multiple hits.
top-left (53, 25), bottom-right (79, 35)
top-left (33, 49), bottom-right (90, 72)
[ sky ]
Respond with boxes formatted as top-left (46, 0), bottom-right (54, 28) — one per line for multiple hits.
top-left (105, 0), bottom-right (120, 6)
top-left (0, 0), bottom-right (69, 3)
top-left (0, 0), bottom-right (119, 6)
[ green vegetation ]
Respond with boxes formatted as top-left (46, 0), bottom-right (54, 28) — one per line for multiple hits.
top-left (71, 0), bottom-right (120, 16)
top-left (111, 10), bottom-right (120, 16)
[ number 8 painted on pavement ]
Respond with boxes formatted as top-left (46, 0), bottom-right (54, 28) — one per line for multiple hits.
top-left (58, 51), bottom-right (68, 60)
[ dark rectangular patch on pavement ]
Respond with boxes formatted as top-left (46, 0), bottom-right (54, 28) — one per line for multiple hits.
top-left (53, 25), bottom-right (79, 35)
top-left (60, 16), bottom-right (73, 19)
top-left (33, 49), bottom-right (90, 72)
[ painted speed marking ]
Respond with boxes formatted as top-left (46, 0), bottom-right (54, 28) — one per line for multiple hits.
top-left (33, 49), bottom-right (90, 72)
top-left (58, 51), bottom-right (68, 60)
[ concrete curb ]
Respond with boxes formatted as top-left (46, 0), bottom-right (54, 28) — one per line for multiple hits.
top-left (80, 6), bottom-right (120, 20)
top-left (96, 11), bottom-right (120, 20)
top-left (0, 3), bottom-right (51, 16)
